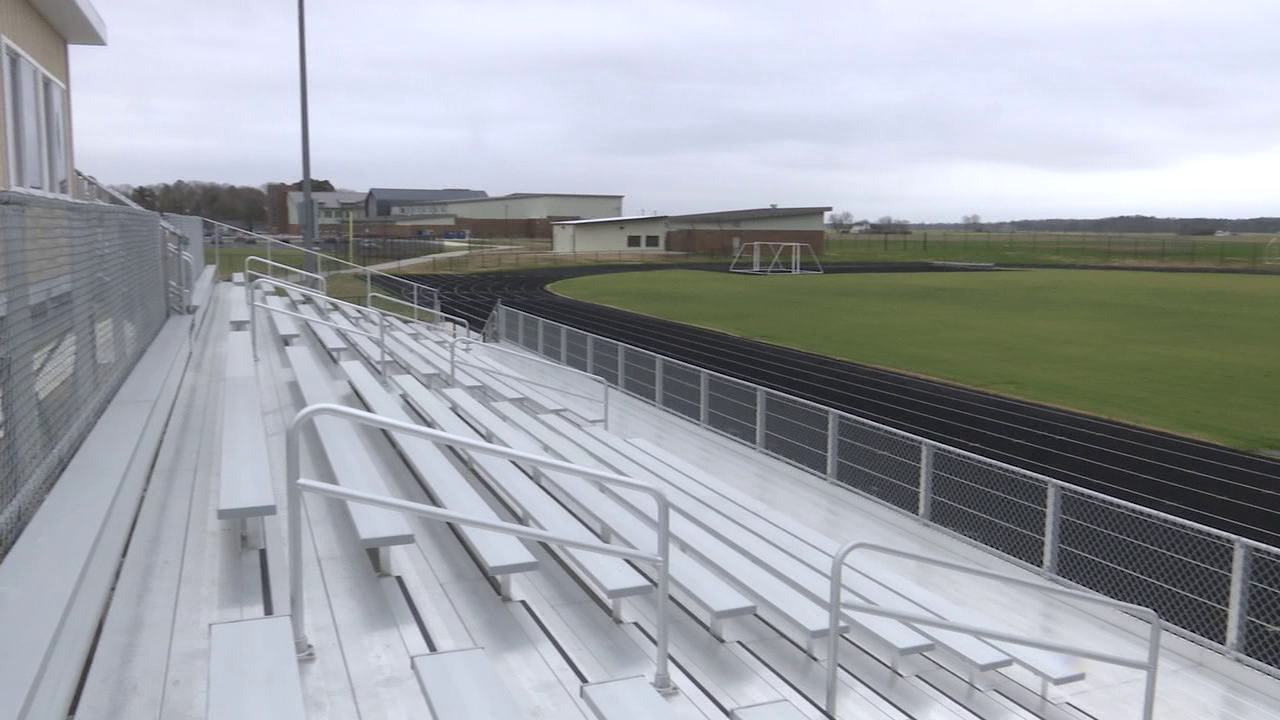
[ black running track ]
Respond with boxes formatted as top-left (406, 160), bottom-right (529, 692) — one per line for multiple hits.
top-left (378, 263), bottom-right (1280, 664)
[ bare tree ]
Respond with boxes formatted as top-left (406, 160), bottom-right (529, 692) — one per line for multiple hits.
top-left (829, 210), bottom-right (855, 233)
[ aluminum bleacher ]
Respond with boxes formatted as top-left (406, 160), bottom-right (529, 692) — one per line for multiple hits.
top-left (13, 269), bottom-right (1274, 720)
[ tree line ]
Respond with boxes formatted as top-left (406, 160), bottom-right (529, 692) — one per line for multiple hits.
top-left (116, 181), bottom-right (268, 230)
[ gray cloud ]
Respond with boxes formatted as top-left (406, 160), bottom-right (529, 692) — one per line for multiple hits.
top-left (70, 0), bottom-right (1280, 220)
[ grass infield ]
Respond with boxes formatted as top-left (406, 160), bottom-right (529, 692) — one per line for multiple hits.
top-left (552, 268), bottom-right (1280, 451)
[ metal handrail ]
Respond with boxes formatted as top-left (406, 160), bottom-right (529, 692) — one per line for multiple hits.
top-left (448, 337), bottom-right (610, 425)
top-left (825, 542), bottom-right (1161, 719)
top-left (245, 256), bottom-right (327, 295)
top-left (247, 278), bottom-right (389, 381)
top-left (203, 217), bottom-right (441, 312)
top-left (366, 291), bottom-right (470, 337)
top-left (285, 403), bottom-right (675, 693)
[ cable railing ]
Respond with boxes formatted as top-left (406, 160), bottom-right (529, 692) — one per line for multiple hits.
top-left (203, 217), bottom-right (441, 313)
top-left (247, 277), bottom-right (390, 381)
top-left (826, 543), bottom-right (1162, 720)
top-left (365, 291), bottom-right (470, 337)
top-left (284, 403), bottom-right (676, 694)
top-left (447, 337), bottom-right (610, 425)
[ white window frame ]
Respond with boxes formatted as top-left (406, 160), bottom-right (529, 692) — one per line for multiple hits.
top-left (2, 36), bottom-right (71, 196)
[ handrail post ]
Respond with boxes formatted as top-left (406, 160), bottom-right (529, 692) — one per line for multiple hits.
top-left (249, 288), bottom-right (259, 361)
top-left (826, 541), bottom-right (854, 715)
top-left (379, 314), bottom-right (389, 385)
top-left (653, 498), bottom-right (674, 693)
top-left (286, 423), bottom-right (313, 657)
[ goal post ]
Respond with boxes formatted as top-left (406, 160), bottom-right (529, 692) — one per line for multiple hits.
top-left (1265, 237), bottom-right (1280, 266)
top-left (729, 242), bottom-right (824, 275)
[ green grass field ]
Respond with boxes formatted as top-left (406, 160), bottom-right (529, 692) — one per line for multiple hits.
top-left (552, 269), bottom-right (1280, 450)
top-left (823, 231), bottom-right (1276, 268)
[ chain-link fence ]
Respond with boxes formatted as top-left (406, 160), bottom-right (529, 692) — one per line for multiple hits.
top-left (0, 192), bottom-right (169, 559)
top-left (493, 303), bottom-right (1280, 676)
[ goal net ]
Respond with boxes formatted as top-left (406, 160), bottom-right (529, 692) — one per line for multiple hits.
top-left (1265, 237), bottom-right (1280, 266)
top-left (729, 242), bottom-right (824, 275)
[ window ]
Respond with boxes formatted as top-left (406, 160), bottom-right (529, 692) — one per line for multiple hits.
top-left (645, 235), bottom-right (660, 248)
top-left (626, 235), bottom-right (641, 248)
top-left (3, 42), bottom-right (70, 194)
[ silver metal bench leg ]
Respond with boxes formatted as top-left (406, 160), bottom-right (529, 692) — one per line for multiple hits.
top-left (499, 574), bottom-right (514, 601)
top-left (240, 517), bottom-right (265, 550)
top-left (610, 598), bottom-right (623, 622)
top-left (368, 547), bottom-right (391, 575)
top-left (709, 618), bottom-right (726, 641)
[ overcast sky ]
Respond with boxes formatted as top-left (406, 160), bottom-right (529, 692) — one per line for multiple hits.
top-left (70, 0), bottom-right (1280, 222)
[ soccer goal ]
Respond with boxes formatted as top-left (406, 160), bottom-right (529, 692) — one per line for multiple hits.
top-left (729, 242), bottom-right (824, 275)
top-left (1265, 237), bottom-right (1280, 266)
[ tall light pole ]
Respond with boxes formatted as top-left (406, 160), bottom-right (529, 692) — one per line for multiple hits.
top-left (297, 0), bottom-right (318, 276)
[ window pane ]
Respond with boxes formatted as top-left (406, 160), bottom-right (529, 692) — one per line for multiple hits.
top-left (626, 235), bottom-right (640, 247)
top-left (44, 79), bottom-right (68, 194)
top-left (12, 54), bottom-right (44, 189)
top-left (645, 235), bottom-right (660, 247)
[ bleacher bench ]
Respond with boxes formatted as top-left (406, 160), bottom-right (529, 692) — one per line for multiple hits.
top-left (481, 400), bottom-right (757, 630)
top-left (228, 286), bottom-right (250, 331)
top-left (207, 616), bottom-right (305, 720)
top-left (627, 438), bottom-right (1085, 684)
top-left (340, 360), bottom-right (538, 598)
top-left (731, 700), bottom-right (809, 720)
top-left (231, 272), bottom-right (246, 286)
top-left (581, 676), bottom-right (678, 720)
top-left (412, 648), bottom-right (523, 720)
top-left (294, 303), bottom-right (349, 360)
top-left (285, 345), bottom-right (414, 572)
top-left (423, 386), bottom-right (651, 608)
top-left (263, 295), bottom-right (300, 345)
top-left (218, 333), bottom-right (275, 526)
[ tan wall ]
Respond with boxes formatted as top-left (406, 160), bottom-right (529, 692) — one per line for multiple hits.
top-left (552, 219), bottom-right (668, 252)
top-left (665, 229), bottom-right (825, 255)
top-left (0, 0), bottom-right (73, 189)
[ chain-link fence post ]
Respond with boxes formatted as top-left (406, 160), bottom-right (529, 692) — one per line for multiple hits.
top-left (654, 356), bottom-right (664, 408)
top-left (617, 345), bottom-right (626, 388)
top-left (586, 334), bottom-right (595, 374)
top-left (1043, 481), bottom-right (1062, 575)
top-left (1226, 540), bottom-right (1251, 651)
top-left (917, 441), bottom-right (934, 520)
top-left (537, 318), bottom-right (545, 358)
top-left (754, 388), bottom-right (767, 449)
top-left (699, 372), bottom-right (709, 426)
top-left (826, 410), bottom-right (839, 482)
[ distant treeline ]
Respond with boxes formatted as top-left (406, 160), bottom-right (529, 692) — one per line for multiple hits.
top-left (113, 180), bottom-right (268, 230)
top-left (915, 215), bottom-right (1280, 235)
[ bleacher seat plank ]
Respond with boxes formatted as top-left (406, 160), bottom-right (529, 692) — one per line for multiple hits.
top-left (231, 272), bottom-right (245, 286)
top-left (482, 400), bottom-right (757, 623)
top-left (339, 360), bottom-right (538, 577)
top-left (294, 303), bottom-right (349, 360)
top-left (207, 616), bottom-right (306, 720)
top-left (581, 676), bottom-right (678, 720)
top-left (217, 378), bottom-right (276, 520)
top-left (626, 439), bottom-right (1079, 680)
top-left (535, 413), bottom-right (838, 641)
top-left (394, 379), bottom-right (654, 601)
top-left (284, 345), bottom-right (414, 548)
top-left (433, 388), bottom-right (651, 599)
top-left (411, 648), bottom-right (523, 720)
top-left (584, 429), bottom-right (939, 660)
top-left (410, 337), bottom-right (525, 402)
top-left (389, 331), bottom-right (485, 390)
top-left (228, 288), bottom-right (250, 331)
top-left (262, 296), bottom-right (300, 344)
top-left (731, 699), bottom-right (810, 720)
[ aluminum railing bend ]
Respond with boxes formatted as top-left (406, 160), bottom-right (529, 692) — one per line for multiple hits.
top-left (284, 403), bottom-right (675, 693)
top-left (247, 277), bottom-right (390, 381)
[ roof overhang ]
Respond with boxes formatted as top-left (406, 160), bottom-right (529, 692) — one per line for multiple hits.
top-left (31, 0), bottom-right (107, 45)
